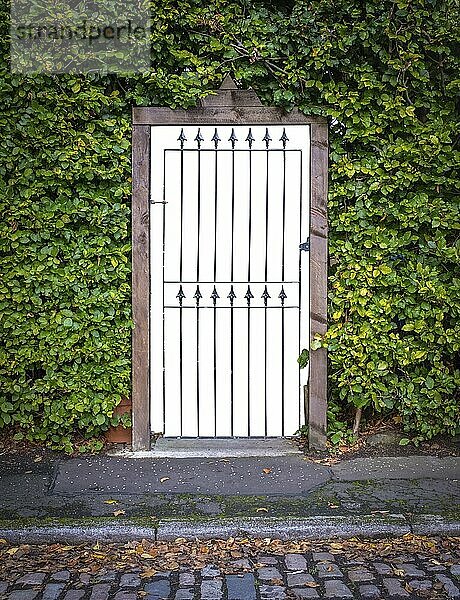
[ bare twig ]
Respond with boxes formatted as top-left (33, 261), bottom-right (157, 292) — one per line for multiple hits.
top-left (352, 407), bottom-right (362, 437)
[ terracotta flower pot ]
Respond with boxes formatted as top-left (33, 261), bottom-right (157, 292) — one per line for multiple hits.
top-left (106, 398), bottom-right (132, 444)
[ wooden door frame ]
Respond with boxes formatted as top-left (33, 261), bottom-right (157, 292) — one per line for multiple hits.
top-left (131, 77), bottom-right (328, 451)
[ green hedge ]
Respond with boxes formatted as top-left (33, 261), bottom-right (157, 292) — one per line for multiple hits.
top-left (1, 0), bottom-right (459, 450)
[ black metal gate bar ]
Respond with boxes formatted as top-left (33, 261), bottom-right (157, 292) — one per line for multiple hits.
top-left (178, 128), bottom-right (186, 436)
top-left (246, 128), bottom-right (253, 436)
top-left (246, 128), bottom-right (254, 283)
top-left (279, 285), bottom-right (287, 435)
top-left (229, 128), bottom-right (237, 436)
top-left (162, 149), bottom-right (167, 433)
top-left (263, 128), bottom-right (271, 283)
top-left (195, 128), bottom-right (203, 435)
top-left (228, 284), bottom-right (236, 435)
top-left (263, 128), bottom-right (271, 435)
top-left (211, 284), bottom-right (219, 435)
top-left (245, 284), bottom-right (253, 436)
top-left (194, 284), bottom-right (201, 435)
top-left (280, 128), bottom-right (288, 435)
top-left (196, 128), bottom-right (203, 281)
top-left (230, 128), bottom-right (236, 281)
top-left (212, 129), bottom-right (219, 435)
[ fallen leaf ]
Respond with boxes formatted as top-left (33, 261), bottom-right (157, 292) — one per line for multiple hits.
top-left (6, 547), bottom-right (19, 555)
top-left (305, 581), bottom-right (319, 588)
top-left (104, 500), bottom-right (118, 505)
top-left (140, 569), bottom-right (157, 578)
top-left (256, 507), bottom-right (269, 513)
top-left (160, 477), bottom-right (170, 483)
top-left (262, 468), bottom-right (271, 474)
top-left (113, 510), bottom-right (126, 517)
top-left (33, 456), bottom-right (43, 462)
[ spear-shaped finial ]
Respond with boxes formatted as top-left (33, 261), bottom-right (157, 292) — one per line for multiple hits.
top-left (261, 285), bottom-right (271, 307)
top-left (177, 128), bottom-right (187, 149)
top-left (278, 286), bottom-right (287, 307)
top-left (262, 127), bottom-right (272, 149)
top-left (244, 285), bottom-right (254, 307)
top-left (245, 128), bottom-right (255, 149)
top-left (227, 285), bottom-right (236, 307)
top-left (194, 128), bottom-right (204, 149)
top-left (176, 285), bottom-right (186, 306)
top-left (211, 286), bottom-right (220, 306)
top-left (280, 128), bottom-right (289, 149)
top-left (211, 128), bottom-right (221, 149)
top-left (228, 128), bottom-right (238, 149)
top-left (193, 285), bottom-right (202, 307)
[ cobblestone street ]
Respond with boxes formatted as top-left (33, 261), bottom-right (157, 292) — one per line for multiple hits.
top-left (1, 537), bottom-right (459, 600)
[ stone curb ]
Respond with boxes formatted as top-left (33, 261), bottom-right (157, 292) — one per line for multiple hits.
top-left (410, 514), bottom-right (460, 536)
top-left (155, 514), bottom-right (412, 540)
top-left (1, 514), bottom-right (458, 544)
top-left (0, 513), bottom-right (423, 544)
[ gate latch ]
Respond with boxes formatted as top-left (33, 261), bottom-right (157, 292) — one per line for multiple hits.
top-left (299, 238), bottom-right (310, 252)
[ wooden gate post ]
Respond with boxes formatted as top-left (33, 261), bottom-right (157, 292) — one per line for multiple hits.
top-left (308, 124), bottom-right (328, 449)
top-left (132, 124), bottom-right (151, 451)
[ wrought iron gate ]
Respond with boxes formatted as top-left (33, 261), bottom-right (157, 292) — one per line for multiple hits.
top-left (150, 125), bottom-right (310, 437)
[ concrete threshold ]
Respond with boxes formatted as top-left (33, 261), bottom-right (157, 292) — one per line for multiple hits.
top-left (109, 437), bottom-right (302, 458)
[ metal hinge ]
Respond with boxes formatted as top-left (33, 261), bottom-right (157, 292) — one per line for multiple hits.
top-left (299, 238), bottom-right (310, 252)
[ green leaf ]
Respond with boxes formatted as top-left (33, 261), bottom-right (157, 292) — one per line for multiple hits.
top-left (297, 349), bottom-right (309, 369)
top-left (399, 438), bottom-right (411, 446)
top-left (96, 414), bottom-right (106, 425)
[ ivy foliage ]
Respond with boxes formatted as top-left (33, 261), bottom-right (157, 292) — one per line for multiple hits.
top-left (1, 0), bottom-right (459, 449)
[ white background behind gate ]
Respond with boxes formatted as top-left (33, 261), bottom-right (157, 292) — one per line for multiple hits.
top-left (150, 125), bottom-right (310, 437)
